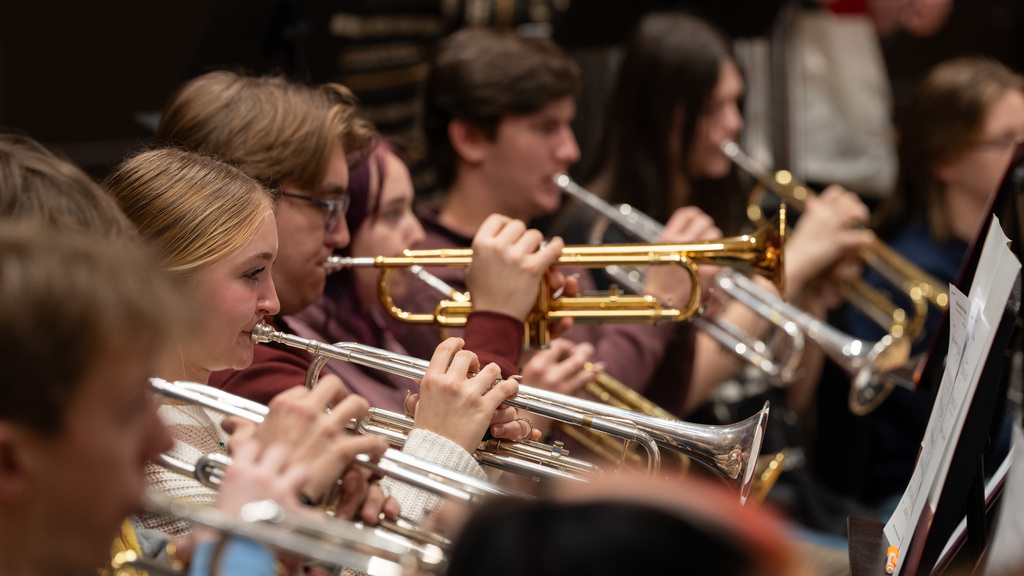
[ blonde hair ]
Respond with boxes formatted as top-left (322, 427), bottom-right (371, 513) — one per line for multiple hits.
top-left (103, 147), bottom-right (275, 277)
top-left (156, 71), bottom-right (375, 191)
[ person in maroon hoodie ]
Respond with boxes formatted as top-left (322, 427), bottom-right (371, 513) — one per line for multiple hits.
top-left (155, 70), bottom-right (552, 443)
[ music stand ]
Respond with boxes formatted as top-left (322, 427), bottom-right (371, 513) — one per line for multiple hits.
top-left (848, 148), bottom-right (1024, 576)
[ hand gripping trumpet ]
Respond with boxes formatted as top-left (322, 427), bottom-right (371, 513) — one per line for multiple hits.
top-left (355, 259), bottom-right (693, 474)
top-left (721, 139), bottom-right (949, 341)
top-left (251, 322), bottom-right (771, 504)
top-left (121, 490), bottom-right (448, 576)
top-left (555, 173), bottom-right (911, 414)
top-left (148, 377), bottom-right (546, 496)
top-left (326, 222), bottom-right (784, 349)
top-left (555, 173), bottom-right (804, 385)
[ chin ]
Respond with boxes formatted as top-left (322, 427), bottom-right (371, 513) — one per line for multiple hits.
top-left (231, 348), bottom-right (255, 370)
top-left (536, 192), bottom-right (563, 218)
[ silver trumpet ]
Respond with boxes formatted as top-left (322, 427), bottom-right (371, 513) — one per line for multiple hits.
top-left (154, 449), bottom-right (454, 550)
top-left (251, 323), bottom-right (770, 504)
top-left (555, 174), bottom-right (805, 385)
top-left (120, 490), bottom-right (448, 576)
top-left (149, 377), bottom-right (531, 502)
top-left (556, 174), bottom-right (909, 414)
top-left (722, 273), bottom-right (911, 415)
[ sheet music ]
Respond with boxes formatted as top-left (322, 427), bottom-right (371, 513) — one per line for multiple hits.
top-left (884, 216), bottom-right (1020, 574)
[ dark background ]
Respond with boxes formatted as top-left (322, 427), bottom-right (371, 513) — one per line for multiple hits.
top-left (2, 0), bottom-right (1022, 179)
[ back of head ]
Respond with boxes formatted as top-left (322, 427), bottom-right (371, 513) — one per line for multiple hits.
top-left (0, 222), bottom-right (182, 436)
top-left (155, 71), bottom-right (374, 191)
top-left (448, 474), bottom-right (805, 576)
top-left (423, 27), bottom-right (582, 191)
top-left (449, 499), bottom-right (760, 576)
top-left (878, 56), bottom-right (1024, 240)
top-left (592, 12), bottom-right (736, 225)
top-left (0, 133), bottom-right (135, 238)
top-left (103, 147), bottom-right (275, 277)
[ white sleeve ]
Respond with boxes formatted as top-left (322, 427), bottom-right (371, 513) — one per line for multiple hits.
top-left (380, 428), bottom-right (487, 524)
top-left (140, 403), bottom-right (230, 537)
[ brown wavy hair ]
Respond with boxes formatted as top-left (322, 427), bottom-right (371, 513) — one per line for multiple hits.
top-left (156, 71), bottom-right (375, 192)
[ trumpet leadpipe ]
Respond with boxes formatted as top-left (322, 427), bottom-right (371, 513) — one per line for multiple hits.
top-left (253, 323), bottom-right (770, 503)
top-left (252, 322), bottom-right (663, 476)
top-left (555, 174), bottom-right (801, 385)
top-left (139, 490), bottom-right (447, 576)
top-left (148, 378), bottom-right (528, 502)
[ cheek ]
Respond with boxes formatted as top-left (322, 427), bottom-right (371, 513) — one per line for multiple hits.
top-left (358, 224), bottom-right (401, 256)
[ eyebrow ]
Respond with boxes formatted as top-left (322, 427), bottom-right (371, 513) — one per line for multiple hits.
top-left (319, 184), bottom-right (348, 198)
top-left (242, 251), bottom-right (275, 265)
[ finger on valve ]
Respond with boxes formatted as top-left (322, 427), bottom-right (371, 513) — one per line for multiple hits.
top-left (332, 467), bottom-right (374, 521)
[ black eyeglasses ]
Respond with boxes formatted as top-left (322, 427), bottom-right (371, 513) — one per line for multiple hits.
top-left (279, 191), bottom-right (350, 231)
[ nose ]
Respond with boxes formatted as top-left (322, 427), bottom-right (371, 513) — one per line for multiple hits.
top-left (724, 101), bottom-right (744, 137)
top-left (557, 127), bottom-right (581, 165)
top-left (407, 216), bottom-right (426, 249)
top-left (325, 217), bottom-right (351, 251)
top-left (260, 279), bottom-right (282, 316)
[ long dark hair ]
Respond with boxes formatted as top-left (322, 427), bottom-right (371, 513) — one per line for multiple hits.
top-left (584, 12), bottom-right (745, 234)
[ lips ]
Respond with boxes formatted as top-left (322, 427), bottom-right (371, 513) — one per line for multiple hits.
top-left (243, 318), bottom-right (264, 338)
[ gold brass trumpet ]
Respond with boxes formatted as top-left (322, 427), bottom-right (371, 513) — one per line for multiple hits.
top-left (721, 140), bottom-right (949, 341)
top-left (327, 221), bottom-right (784, 349)
top-left (250, 323), bottom-right (771, 504)
top-left (554, 173), bottom-right (909, 413)
top-left (354, 260), bottom-right (692, 474)
top-left (555, 174), bottom-right (804, 385)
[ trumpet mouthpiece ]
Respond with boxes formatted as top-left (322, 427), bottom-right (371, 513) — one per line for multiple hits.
top-left (250, 321), bottom-right (275, 344)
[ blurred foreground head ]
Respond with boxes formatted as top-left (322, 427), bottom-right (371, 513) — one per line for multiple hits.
top-left (447, 472), bottom-right (811, 576)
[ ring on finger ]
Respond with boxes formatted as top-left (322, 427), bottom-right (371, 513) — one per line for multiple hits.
top-left (514, 417), bottom-right (534, 441)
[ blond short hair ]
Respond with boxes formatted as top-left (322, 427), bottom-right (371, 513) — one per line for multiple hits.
top-left (103, 147), bottom-right (275, 276)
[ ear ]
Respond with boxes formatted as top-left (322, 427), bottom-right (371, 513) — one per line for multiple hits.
top-left (0, 424), bottom-right (31, 498)
top-left (448, 119), bottom-right (490, 165)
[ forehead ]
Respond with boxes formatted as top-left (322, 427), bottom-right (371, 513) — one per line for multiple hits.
top-left (715, 61), bottom-right (743, 97)
top-left (980, 89), bottom-right (1024, 134)
top-left (198, 211), bottom-right (277, 272)
top-left (318, 139), bottom-right (350, 198)
top-left (378, 152), bottom-right (413, 200)
top-left (506, 96), bottom-right (577, 124)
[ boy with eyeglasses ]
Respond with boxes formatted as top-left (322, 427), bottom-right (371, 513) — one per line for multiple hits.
top-left (155, 71), bottom-right (542, 442)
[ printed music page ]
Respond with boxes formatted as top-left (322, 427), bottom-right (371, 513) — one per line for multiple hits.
top-left (883, 216), bottom-right (1020, 575)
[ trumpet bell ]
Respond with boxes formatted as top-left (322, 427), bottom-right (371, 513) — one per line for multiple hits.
top-left (848, 334), bottom-right (913, 416)
top-left (254, 323), bottom-right (769, 503)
